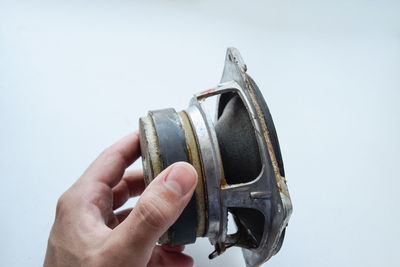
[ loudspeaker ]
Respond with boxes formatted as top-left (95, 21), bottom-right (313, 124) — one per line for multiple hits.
top-left (139, 48), bottom-right (292, 267)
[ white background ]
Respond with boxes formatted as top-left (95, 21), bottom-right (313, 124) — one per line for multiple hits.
top-left (1, 1), bottom-right (399, 266)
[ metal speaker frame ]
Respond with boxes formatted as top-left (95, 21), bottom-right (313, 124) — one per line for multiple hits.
top-left (139, 47), bottom-right (292, 267)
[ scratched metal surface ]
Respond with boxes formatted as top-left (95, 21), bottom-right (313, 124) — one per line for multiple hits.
top-left (0, 1), bottom-right (399, 266)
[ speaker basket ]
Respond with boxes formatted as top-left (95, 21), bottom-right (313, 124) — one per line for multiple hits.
top-left (139, 48), bottom-right (292, 267)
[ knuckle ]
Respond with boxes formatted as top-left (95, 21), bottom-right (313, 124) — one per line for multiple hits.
top-left (55, 190), bottom-right (76, 220)
top-left (135, 196), bottom-right (170, 229)
top-left (90, 183), bottom-right (112, 210)
top-left (101, 145), bottom-right (113, 156)
top-left (55, 193), bottom-right (68, 216)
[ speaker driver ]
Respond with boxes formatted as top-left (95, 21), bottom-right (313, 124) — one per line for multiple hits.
top-left (139, 48), bottom-right (292, 267)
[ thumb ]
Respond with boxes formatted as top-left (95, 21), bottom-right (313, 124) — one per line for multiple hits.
top-left (113, 162), bottom-right (198, 255)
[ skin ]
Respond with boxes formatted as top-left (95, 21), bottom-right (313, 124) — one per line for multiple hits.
top-left (44, 132), bottom-right (198, 267)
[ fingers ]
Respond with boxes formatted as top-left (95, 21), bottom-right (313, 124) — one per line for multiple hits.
top-left (112, 169), bottom-right (145, 210)
top-left (80, 132), bottom-right (141, 188)
top-left (112, 162), bottom-right (198, 257)
top-left (147, 245), bottom-right (193, 267)
top-left (59, 132), bottom-right (140, 227)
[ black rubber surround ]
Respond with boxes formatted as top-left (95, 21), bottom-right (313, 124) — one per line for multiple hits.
top-left (247, 75), bottom-right (285, 177)
top-left (244, 76), bottom-right (287, 255)
top-left (149, 108), bottom-right (198, 246)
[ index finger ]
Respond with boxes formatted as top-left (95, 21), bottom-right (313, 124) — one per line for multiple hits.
top-left (80, 131), bottom-right (141, 187)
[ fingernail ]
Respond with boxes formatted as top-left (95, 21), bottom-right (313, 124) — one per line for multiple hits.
top-left (164, 162), bottom-right (197, 196)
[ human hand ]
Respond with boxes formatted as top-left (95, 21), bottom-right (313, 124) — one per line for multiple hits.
top-left (44, 132), bottom-right (198, 267)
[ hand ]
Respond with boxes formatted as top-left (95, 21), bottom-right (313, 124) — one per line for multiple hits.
top-left (44, 132), bottom-right (198, 267)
